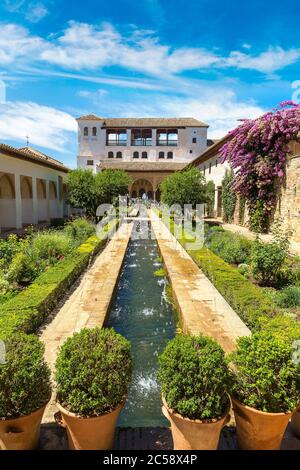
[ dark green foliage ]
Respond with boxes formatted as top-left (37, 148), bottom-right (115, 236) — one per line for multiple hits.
top-left (205, 181), bottom-right (215, 217)
top-left (158, 334), bottom-right (231, 420)
top-left (55, 328), bottom-right (132, 417)
top-left (238, 197), bottom-right (246, 225)
top-left (0, 333), bottom-right (51, 418)
top-left (251, 222), bottom-right (290, 286)
top-left (276, 286), bottom-right (300, 308)
top-left (206, 230), bottom-right (252, 265)
top-left (95, 169), bottom-right (131, 206)
top-left (66, 169), bottom-right (131, 219)
top-left (160, 168), bottom-right (209, 208)
top-left (65, 169), bottom-right (97, 218)
top-left (229, 332), bottom-right (300, 412)
top-left (221, 170), bottom-right (236, 223)
top-left (64, 218), bottom-right (95, 245)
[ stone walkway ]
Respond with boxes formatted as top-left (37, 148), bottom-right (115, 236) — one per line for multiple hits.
top-left (206, 218), bottom-right (300, 256)
top-left (150, 211), bottom-right (251, 353)
top-left (40, 221), bottom-right (133, 423)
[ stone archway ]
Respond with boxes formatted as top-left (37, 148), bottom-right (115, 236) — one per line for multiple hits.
top-left (21, 175), bottom-right (34, 225)
top-left (130, 178), bottom-right (154, 200)
top-left (0, 172), bottom-right (16, 230)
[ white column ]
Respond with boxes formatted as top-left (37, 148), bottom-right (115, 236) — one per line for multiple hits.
top-left (14, 174), bottom-right (22, 229)
top-left (127, 129), bottom-right (131, 147)
top-left (152, 129), bottom-right (157, 149)
top-left (32, 176), bottom-right (38, 225)
top-left (45, 180), bottom-right (50, 221)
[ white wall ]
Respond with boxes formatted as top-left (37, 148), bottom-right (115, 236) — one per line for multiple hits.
top-left (77, 119), bottom-right (208, 172)
top-left (0, 152), bottom-right (67, 231)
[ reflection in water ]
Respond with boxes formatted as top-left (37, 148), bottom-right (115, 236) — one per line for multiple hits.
top-left (106, 222), bottom-right (177, 427)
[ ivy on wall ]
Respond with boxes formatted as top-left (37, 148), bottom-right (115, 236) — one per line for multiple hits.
top-left (221, 170), bottom-right (236, 223)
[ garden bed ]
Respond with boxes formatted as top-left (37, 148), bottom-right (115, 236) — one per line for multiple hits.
top-left (0, 219), bottom-right (118, 339)
top-left (156, 209), bottom-right (300, 338)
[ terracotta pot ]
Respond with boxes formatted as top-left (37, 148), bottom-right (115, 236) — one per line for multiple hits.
top-left (231, 397), bottom-right (292, 450)
top-left (291, 409), bottom-right (300, 439)
top-left (56, 401), bottom-right (124, 450)
top-left (162, 397), bottom-right (229, 450)
top-left (0, 405), bottom-right (46, 450)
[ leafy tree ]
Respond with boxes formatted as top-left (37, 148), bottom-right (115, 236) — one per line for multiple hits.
top-left (66, 169), bottom-right (131, 219)
top-left (65, 169), bottom-right (97, 219)
top-left (95, 169), bottom-right (131, 205)
top-left (160, 168), bottom-right (209, 208)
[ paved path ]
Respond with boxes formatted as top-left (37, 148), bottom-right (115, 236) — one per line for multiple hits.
top-left (206, 218), bottom-right (300, 256)
top-left (150, 211), bottom-right (250, 353)
top-left (40, 222), bottom-right (133, 423)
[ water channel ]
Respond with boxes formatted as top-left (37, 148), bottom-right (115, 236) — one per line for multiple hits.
top-left (106, 221), bottom-right (177, 427)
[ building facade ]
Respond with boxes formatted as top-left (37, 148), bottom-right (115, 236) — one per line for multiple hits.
top-left (76, 114), bottom-right (209, 200)
top-left (0, 144), bottom-right (69, 232)
top-left (77, 115), bottom-right (208, 170)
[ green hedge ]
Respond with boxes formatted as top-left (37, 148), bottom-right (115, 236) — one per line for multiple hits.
top-left (155, 209), bottom-right (300, 337)
top-left (0, 220), bottom-right (118, 339)
top-left (189, 247), bottom-right (278, 330)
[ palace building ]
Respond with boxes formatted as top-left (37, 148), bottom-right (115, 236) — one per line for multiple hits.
top-left (76, 114), bottom-right (211, 200)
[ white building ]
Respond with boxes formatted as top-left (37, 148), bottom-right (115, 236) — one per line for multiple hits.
top-left (190, 136), bottom-right (231, 216)
top-left (0, 144), bottom-right (69, 232)
top-left (76, 115), bottom-right (209, 172)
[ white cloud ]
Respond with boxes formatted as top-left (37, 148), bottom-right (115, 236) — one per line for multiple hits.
top-left (25, 2), bottom-right (49, 23)
top-left (0, 101), bottom-right (76, 151)
top-left (1, 21), bottom-right (298, 76)
top-left (0, 23), bottom-right (45, 64)
top-left (225, 47), bottom-right (300, 73)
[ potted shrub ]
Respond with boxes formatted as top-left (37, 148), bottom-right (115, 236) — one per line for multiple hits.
top-left (55, 327), bottom-right (132, 450)
top-left (158, 334), bottom-right (231, 450)
top-left (0, 333), bottom-right (51, 450)
top-left (229, 332), bottom-right (300, 450)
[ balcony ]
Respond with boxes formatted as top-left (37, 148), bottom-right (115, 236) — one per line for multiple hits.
top-left (106, 140), bottom-right (127, 146)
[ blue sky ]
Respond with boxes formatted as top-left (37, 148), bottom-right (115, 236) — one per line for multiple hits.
top-left (0, 0), bottom-right (300, 166)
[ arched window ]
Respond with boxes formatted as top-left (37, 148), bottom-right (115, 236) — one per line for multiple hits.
top-left (108, 151), bottom-right (114, 158)
top-left (158, 151), bottom-right (164, 159)
top-left (116, 151), bottom-right (122, 159)
top-left (142, 151), bottom-right (147, 159)
top-left (167, 151), bottom-right (173, 159)
top-left (133, 151), bottom-right (139, 159)
top-left (84, 127), bottom-right (88, 136)
top-left (92, 127), bottom-right (97, 136)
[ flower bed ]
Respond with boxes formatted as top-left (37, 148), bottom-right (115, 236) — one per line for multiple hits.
top-left (0, 219), bottom-right (118, 340)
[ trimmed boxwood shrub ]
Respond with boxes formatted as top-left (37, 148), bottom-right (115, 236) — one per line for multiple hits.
top-left (55, 327), bottom-right (132, 417)
top-left (190, 247), bottom-right (278, 330)
top-left (0, 333), bottom-right (51, 419)
top-left (228, 332), bottom-right (300, 413)
top-left (158, 334), bottom-right (231, 420)
top-left (0, 220), bottom-right (118, 340)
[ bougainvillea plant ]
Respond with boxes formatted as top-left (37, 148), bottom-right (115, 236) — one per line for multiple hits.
top-left (220, 101), bottom-right (300, 232)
